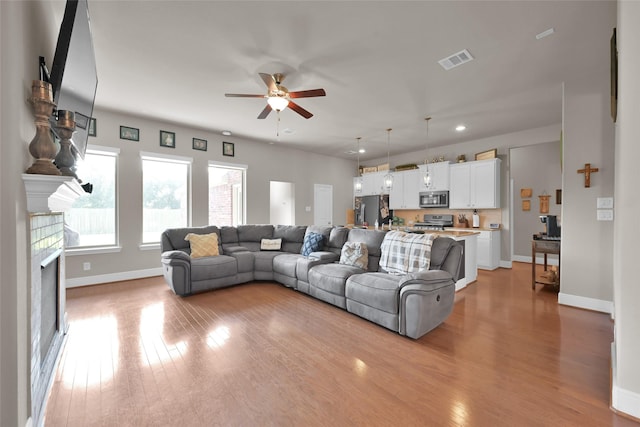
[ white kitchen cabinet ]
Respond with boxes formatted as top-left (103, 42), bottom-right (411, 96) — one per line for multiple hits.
top-left (359, 171), bottom-right (388, 196)
top-left (449, 158), bottom-right (501, 209)
top-left (389, 169), bottom-right (421, 209)
top-left (476, 230), bottom-right (501, 270)
top-left (418, 161), bottom-right (450, 191)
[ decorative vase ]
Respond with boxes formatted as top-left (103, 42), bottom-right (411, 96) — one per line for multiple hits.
top-left (26, 80), bottom-right (61, 175)
top-left (53, 110), bottom-right (78, 178)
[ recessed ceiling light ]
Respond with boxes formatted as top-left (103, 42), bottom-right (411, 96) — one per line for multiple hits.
top-left (455, 124), bottom-right (466, 132)
top-left (536, 28), bottom-right (555, 40)
top-left (359, 148), bottom-right (366, 154)
top-left (221, 130), bottom-right (232, 136)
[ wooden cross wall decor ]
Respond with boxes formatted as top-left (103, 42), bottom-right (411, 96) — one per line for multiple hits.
top-left (577, 163), bottom-right (599, 188)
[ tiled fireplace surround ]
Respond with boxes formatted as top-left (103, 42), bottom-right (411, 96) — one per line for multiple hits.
top-left (24, 174), bottom-right (84, 426)
top-left (29, 212), bottom-right (67, 425)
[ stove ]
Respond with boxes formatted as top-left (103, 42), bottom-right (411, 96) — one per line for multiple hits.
top-left (414, 214), bottom-right (454, 231)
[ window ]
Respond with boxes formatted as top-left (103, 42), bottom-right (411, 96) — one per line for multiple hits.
top-left (142, 153), bottom-right (191, 244)
top-left (65, 146), bottom-right (118, 248)
top-left (208, 162), bottom-right (246, 226)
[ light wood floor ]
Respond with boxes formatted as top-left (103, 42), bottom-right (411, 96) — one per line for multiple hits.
top-left (44, 263), bottom-right (638, 426)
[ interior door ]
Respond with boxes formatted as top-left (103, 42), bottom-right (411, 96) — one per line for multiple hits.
top-left (314, 184), bottom-right (333, 226)
top-left (270, 181), bottom-right (295, 225)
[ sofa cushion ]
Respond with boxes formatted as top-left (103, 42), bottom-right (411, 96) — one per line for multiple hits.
top-left (339, 242), bottom-right (368, 270)
top-left (273, 253), bottom-right (304, 278)
top-left (184, 232), bottom-right (220, 258)
top-left (346, 272), bottom-right (400, 314)
top-left (162, 225), bottom-right (221, 253)
top-left (379, 231), bottom-right (436, 275)
top-left (237, 225), bottom-right (274, 251)
top-left (274, 225), bottom-right (307, 253)
top-left (308, 263), bottom-right (364, 296)
top-left (346, 228), bottom-right (387, 272)
top-left (301, 232), bottom-right (324, 256)
top-left (260, 238), bottom-right (282, 251)
top-left (190, 255), bottom-right (237, 281)
top-left (254, 251), bottom-right (282, 272)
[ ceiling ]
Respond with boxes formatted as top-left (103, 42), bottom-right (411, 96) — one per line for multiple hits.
top-left (51, 1), bottom-right (613, 161)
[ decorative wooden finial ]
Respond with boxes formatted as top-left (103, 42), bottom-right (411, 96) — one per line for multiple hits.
top-left (577, 163), bottom-right (599, 188)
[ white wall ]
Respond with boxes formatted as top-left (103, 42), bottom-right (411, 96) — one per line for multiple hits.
top-left (64, 107), bottom-right (355, 282)
top-left (0, 1), bottom-right (61, 425)
top-left (613, 0), bottom-right (640, 418)
top-left (510, 141), bottom-right (562, 258)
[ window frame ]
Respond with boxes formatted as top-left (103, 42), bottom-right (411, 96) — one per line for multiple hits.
top-left (140, 151), bottom-right (193, 247)
top-left (208, 160), bottom-right (247, 227)
top-left (65, 145), bottom-right (121, 256)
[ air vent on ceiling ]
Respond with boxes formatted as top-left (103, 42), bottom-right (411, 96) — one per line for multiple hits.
top-left (438, 49), bottom-right (474, 71)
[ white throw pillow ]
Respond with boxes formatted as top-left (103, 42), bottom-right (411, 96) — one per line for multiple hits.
top-left (260, 238), bottom-right (282, 251)
top-left (339, 242), bottom-right (368, 270)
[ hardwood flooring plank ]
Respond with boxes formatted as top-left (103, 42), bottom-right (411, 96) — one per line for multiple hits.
top-left (43, 264), bottom-right (637, 426)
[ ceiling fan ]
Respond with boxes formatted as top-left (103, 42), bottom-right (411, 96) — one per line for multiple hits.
top-left (225, 73), bottom-right (326, 119)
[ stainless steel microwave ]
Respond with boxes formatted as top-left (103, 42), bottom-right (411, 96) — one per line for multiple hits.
top-left (419, 191), bottom-right (449, 208)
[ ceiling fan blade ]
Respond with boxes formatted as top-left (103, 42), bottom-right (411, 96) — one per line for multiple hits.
top-left (259, 73), bottom-right (278, 92)
top-left (288, 101), bottom-right (313, 119)
top-left (288, 88), bottom-right (326, 99)
top-left (257, 104), bottom-right (272, 119)
top-left (225, 93), bottom-right (266, 98)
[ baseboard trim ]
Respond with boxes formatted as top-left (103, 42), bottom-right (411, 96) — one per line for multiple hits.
top-left (499, 260), bottom-right (512, 268)
top-left (611, 344), bottom-right (640, 420)
top-left (66, 267), bottom-right (163, 288)
top-left (512, 255), bottom-right (559, 266)
top-left (558, 292), bottom-right (613, 314)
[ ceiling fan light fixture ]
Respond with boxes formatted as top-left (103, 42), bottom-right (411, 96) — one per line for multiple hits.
top-left (267, 96), bottom-right (289, 112)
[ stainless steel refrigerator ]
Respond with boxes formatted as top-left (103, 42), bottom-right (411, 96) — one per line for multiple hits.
top-left (354, 195), bottom-right (392, 226)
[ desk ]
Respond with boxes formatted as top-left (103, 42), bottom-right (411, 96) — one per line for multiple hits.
top-left (531, 239), bottom-right (560, 290)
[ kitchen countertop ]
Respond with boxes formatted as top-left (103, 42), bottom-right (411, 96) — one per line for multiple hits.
top-left (445, 227), bottom-right (501, 232)
top-left (346, 225), bottom-right (480, 237)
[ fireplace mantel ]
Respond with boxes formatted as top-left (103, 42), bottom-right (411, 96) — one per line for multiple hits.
top-left (22, 174), bottom-right (85, 213)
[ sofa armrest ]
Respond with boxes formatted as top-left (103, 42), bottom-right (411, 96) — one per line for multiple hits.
top-left (398, 270), bottom-right (454, 291)
top-left (296, 255), bottom-right (337, 283)
top-left (308, 251), bottom-right (339, 262)
top-left (228, 250), bottom-right (254, 273)
top-left (160, 251), bottom-right (192, 296)
top-left (161, 250), bottom-right (191, 262)
top-left (224, 246), bottom-right (250, 254)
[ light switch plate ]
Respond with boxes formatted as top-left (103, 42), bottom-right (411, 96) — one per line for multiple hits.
top-left (597, 197), bottom-right (614, 209)
top-left (597, 209), bottom-right (614, 221)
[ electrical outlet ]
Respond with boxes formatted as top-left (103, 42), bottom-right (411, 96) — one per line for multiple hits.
top-left (83, 262), bottom-right (91, 271)
top-left (305, 206), bottom-right (311, 212)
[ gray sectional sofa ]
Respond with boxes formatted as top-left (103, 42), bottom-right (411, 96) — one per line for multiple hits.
top-left (160, 224), bottom-right (463, 339)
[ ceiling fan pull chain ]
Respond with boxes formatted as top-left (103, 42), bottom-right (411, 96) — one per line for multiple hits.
top-left (276, 111), bottom-right (281, 140)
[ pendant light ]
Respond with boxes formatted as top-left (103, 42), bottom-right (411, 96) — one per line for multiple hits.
top-left (423, 117), bottom-right (432, 188)
top-left (383, 128), bottom-right (394, 190)
top-left (354, 137), bottom-right (363, 194)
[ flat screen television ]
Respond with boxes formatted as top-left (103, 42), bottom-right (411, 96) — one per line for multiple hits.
top-left (49, 0), bottom-right (98, 160)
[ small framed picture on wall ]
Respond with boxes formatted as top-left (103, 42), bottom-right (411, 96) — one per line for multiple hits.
top-left (192, 138), bottom-right (207, 151)
top-left (223, 141), bottom-right (234, 157)
top-left (120, 126), bottom-right (139, 141)
top-left (160, 130), bottom-right (176, 148)
top-left (88, 117), bottom-right (97, 137)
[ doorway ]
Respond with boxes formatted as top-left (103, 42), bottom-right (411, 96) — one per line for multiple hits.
top-left (270, 181), bottom-right (295, 225)
top-left (314, 184), bottom-right (333, 226)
